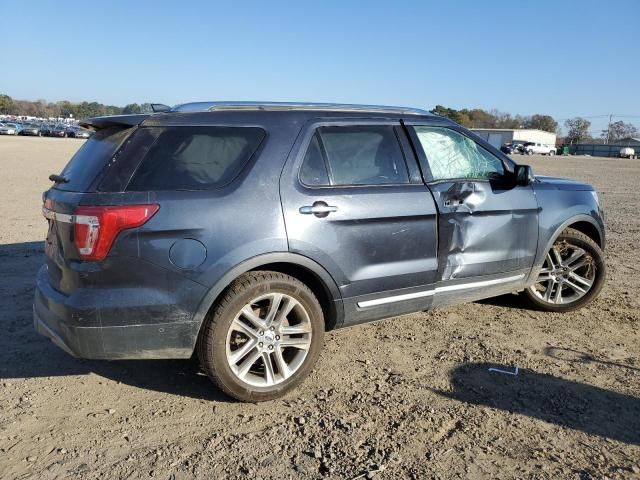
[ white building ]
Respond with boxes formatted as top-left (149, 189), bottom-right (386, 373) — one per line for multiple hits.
top-left (472, 128), bottom-right (557, 149)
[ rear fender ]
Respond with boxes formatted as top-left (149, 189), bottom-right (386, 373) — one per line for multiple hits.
top-left (190, 252), bottom-right (344, 349)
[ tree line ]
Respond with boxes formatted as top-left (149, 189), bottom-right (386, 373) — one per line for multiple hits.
top-left (431, 105), bottom-right (638, 144)
top-left (431, 105), bottom-right (559, 133)
top-left (0, 93), bottom-right (152, 119)
top-left (1, 94), bottom-right (636, 144)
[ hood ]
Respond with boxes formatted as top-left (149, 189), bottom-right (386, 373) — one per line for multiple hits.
top-left (534, 175), bottom-right (594, 191)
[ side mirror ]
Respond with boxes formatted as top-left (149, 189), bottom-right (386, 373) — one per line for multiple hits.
top-left (515, 164), bottom-right (534, 185)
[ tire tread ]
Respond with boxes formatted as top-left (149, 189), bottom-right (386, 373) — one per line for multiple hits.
top-left (196, 271), bottom-right (322, 401)
top-left (524, 227), bottom-right (605, 312)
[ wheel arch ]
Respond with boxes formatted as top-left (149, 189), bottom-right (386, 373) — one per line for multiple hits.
top-left (538, 215), bottom-right (604, 265)
top-left (527, 214), bottom-right (604, 286)
top-left (565, 220), bottom-right (603, 248)
top-left (191, 253), bottom-right (344, 352)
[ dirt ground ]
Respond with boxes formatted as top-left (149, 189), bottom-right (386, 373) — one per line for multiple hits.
top-left (0, 135), bottom-right (638, 480)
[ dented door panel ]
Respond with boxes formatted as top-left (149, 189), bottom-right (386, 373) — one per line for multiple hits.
top-left (428, 180), bottom-right (539, 280)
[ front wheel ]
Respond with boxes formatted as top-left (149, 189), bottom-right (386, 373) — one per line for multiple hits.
top-left (549, 150), bottom-right (555, 156)
top-left (524, 228), bottom-right (605, 312)
top-left (197, 271), bottom-right (324, 402)
top-left (527, 149), bottom-right (533, 155)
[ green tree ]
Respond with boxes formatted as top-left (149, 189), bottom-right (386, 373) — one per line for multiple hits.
top-left (0, 94), bottom-right (14, 114)
top-left (139, 103), bottom-right (153, 113)
top-left (122, 103), bottom-right (143, 114)
top-left (430, 105), bottom-right (465, 125)
top-left (525, 114), bottom-right (558, 133)
top-left (463, 109), bottom-right (497, 128)
top-left (564, 117), bottom-right (591, 144)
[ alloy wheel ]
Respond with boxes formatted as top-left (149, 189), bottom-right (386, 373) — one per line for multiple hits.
top-left (528, 240), bottom-right (596, 305)
top-left (225, 293), bottom-right (312, 387)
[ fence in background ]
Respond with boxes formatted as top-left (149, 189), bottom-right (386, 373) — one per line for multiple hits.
top-left (569, 143), bottom-right (638, 157)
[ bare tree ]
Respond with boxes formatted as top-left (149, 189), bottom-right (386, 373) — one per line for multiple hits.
top-left (601, 121), bottom-right (638, 142)
top-left (564, 117), bottom-right (591, 144)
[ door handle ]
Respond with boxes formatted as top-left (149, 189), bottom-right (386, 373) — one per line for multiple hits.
top-left (299, 201), bottom-right (338, 218)
top-left (444, 199), bottom-right (464, 207)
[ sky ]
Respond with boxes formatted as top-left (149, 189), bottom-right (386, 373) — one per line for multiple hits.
top-left (1, 0), bottom-right (639, 134)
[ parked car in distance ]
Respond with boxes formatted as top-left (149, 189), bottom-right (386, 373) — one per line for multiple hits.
top-left (500, 141), bottom-right (527, 155)
top-left (619, 147), bottom-right (636, 159)
top-left (0, 122), bottom-right (19, 135)
top-left (8, 122), bottom-right (23, 134)
top-left (40, 124), bottom-right (55, 136)
top-left (68, 127), bottom-right (91, 139)
top-left (20, 123), bottom-right (42, 136)
top-left (524, 142), bottom-right (556, 156)
top-left (512, 140), bottom-right (529, 154)
top-left (50, 125), bottom-right (69, 138)
top-left (35, 102), bottom-right (606, 402)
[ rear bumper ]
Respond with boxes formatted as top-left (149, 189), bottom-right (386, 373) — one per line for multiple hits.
top-left (34, 265), bottom-right (201, 359)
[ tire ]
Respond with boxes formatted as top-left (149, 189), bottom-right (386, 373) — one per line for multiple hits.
top-left (527, 149), bottom-right (533, 156)
top-left (197, 271), bottom-right (325, 402)
top-left (524, 228), bottom-right (605, 312)
top-left (549, 150), bottom-right (555, 156)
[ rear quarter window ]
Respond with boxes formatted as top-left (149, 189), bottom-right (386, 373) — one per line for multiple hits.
top-left (126, 126), bottom-right (265, 191)
top-left (56, 127), bottom-right (133, 192)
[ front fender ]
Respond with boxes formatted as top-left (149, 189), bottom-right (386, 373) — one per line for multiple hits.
top-left (527, 214), bottom-right (604, 285)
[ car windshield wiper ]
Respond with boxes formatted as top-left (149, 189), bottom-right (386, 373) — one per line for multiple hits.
top-left (49, 174), bottom-right (69, 183)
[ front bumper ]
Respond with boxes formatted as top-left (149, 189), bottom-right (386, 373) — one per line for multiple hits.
top-left (34, 265), bottom-right (200, 359)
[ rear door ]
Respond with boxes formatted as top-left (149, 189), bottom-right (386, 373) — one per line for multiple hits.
top-left (405, 123), bottom-right (539, 299)
top-left (280, 119), bottom-right (439, 326)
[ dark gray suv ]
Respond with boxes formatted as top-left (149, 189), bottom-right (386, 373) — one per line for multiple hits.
top-left (35, 102), bottom-right (606, 401)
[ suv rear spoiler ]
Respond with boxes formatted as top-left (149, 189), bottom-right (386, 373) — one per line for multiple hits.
top-left (79, 114), bottom-right (150, 131)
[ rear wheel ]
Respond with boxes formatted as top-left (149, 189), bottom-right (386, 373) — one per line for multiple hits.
top-left (524, 228), bottom-right (605, 312)
top-left (549, 150), bottom-right (555, 156)
top-left (197, 271), bottom-right (324, 402)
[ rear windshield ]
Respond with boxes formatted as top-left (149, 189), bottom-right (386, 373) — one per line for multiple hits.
top-left (55, 127), bottom-right (133, 192)
top-left (126, 126), bottom-right (265, 191)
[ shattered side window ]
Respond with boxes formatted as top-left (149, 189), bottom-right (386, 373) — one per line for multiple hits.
top-left (414, 127), bottom-right (504, 181)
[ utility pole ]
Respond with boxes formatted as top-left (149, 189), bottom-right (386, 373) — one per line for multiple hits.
top-left (605, 114), bottom-right (613, 144)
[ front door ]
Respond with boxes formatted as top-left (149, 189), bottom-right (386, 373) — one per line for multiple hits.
top-left (406, 124), bottom-right (539, 291)
top-left (280, 120), bottom-right (439, 326)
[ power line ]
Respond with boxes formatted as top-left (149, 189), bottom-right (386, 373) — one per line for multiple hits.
top-left (555, 114), bottom-right (640, 121)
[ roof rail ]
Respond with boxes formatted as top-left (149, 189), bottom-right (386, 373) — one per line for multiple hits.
top-left (171, 101), bottom-right (431, 116)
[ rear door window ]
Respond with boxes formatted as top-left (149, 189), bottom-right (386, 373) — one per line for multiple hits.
top-left (299, 126), bottom-right (410, 186)
top-left (55, 126), bottom-right (133, 192)
top-left (127, 127), bottom-right (265, 191)
top-left (299, 133), bottom-right (330, 186)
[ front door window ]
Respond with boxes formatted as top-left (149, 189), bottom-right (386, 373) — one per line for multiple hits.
top-left (413, 126), bottom-right (505, 181)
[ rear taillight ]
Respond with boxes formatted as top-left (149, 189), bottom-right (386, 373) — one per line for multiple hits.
top-left (73, 204), bottom-right (159, 261)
